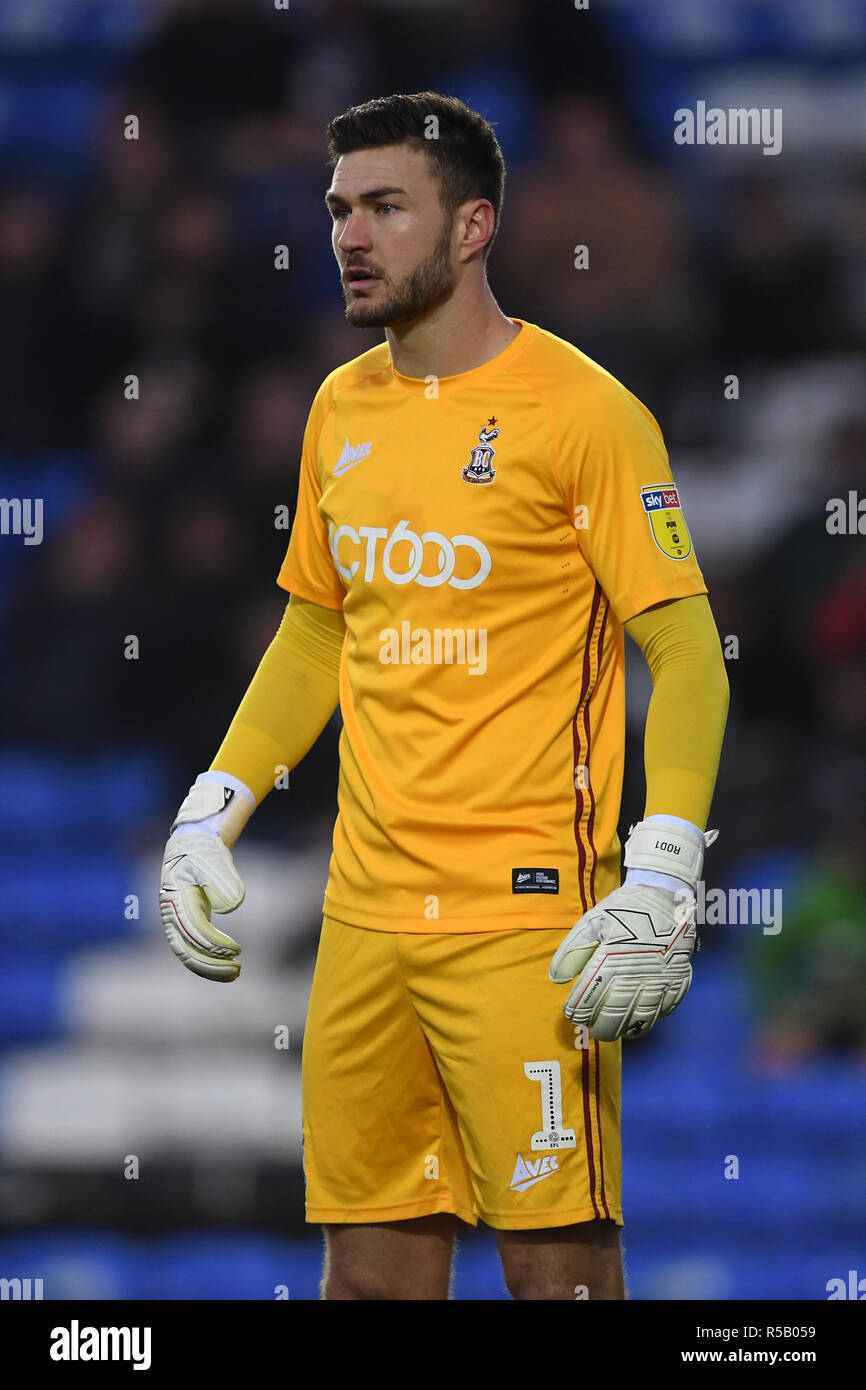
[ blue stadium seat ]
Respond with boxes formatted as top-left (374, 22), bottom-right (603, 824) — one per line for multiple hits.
top-left (0, 456), bottom-right (91, 613)
top-left (155, 1233), bottom-right (322, 1301)
top-left (0, 1230), bottom-right (326, 1300)
top-left (0, 75), bottom-right (106, 176)
top-left (0, 848), bottom-right (139, 947)
top-left (0, 955), bottom-right (64, 1042)
top-left (737, 1065), bottom-right (866, 1141)
top-left (451, 1229), bottom-right (509, 1300)
top-left (0, 750), bottom-right (170, 843)
top-left (64, 0), bottom-right (150, 50)
top-left (0, 1230), bottom-right (154, 1300)
top-left (0, 0), bottom-right (148, 49)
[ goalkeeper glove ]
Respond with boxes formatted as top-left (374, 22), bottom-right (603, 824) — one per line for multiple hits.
top-left (160, 772), bottom-right (256, 982)
top-left (549, 815), bottom-right (718, 1041)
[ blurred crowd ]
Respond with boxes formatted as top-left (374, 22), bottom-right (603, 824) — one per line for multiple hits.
top-left (1, 0), bottom-right (865, 1061)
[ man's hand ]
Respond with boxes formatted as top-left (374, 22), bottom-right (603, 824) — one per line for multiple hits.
top-left (549, 882), bottom-right (696, 1041)
top-left (549, 816), bottom-right (718, 1041)
top-left (160, 775), bottom-right (255, 982)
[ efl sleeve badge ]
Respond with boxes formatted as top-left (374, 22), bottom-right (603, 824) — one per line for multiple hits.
top-left (639, 484), bottom-right (693, 560)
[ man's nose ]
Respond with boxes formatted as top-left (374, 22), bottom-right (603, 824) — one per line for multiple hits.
top-left (337, 213), bottom-right (372, 253)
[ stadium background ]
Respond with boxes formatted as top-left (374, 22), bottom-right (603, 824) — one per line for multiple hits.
top-left (0, 0), bottom-right (864, 1300)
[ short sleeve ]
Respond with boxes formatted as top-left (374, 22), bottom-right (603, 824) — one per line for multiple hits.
top-left (555, 375), bottom-right (707, 625)
top-left (277, 380), bottom-right (345, 610)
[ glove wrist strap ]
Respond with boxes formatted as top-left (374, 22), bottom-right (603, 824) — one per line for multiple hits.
top-left (623, 818), bottom-right (718, 892)
top-left (171, 772), bottom-right (257, 848)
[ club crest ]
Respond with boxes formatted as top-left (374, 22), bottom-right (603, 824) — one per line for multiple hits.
top-left (462, 416), bottom-right (499, 485)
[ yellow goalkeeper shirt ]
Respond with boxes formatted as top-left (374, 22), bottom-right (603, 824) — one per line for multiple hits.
top-left (278, 318), bottom-right (708, 932)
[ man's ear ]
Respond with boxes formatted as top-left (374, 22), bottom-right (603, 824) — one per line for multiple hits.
top-left (458, 199), bottom-right (495, 261)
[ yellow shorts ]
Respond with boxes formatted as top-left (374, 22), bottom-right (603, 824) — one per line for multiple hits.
top-left (301, 916), bottom-right (623, 1230)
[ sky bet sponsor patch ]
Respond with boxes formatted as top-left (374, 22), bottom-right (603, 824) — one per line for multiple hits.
top-left (512, 868), bottom-right (559, 894)
top-left (640, 483), bottom-right (692, 560)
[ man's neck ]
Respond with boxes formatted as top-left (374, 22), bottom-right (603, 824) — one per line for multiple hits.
top-left (385, 281), bottom-right (520, 380)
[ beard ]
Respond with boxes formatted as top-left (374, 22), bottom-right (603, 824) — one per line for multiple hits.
top-left (343, 217), bottom-right (456, 329)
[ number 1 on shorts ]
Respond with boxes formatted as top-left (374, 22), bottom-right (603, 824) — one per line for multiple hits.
top-left (524, 1060), bottom-right (577, 1151)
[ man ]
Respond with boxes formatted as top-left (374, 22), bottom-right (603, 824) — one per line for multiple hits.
top-left (160, 92), bottom-right (729, 1300)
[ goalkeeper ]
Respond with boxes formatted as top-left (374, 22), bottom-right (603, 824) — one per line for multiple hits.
top-left (160, 91), bottom-right (729, 1301)
top-left (163, 597), bottom-right (726, 1040)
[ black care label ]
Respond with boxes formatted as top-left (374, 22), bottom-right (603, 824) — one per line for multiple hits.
top-left (512, 868), bottom-right (559, 895)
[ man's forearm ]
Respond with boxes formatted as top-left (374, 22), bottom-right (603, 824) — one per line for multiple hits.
top-left (624, 594), bottom-right (730, 831)
top-left (209, 596), bottom-right (345, 805)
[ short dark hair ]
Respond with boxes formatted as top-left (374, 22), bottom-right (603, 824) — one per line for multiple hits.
top-left (327, 91), bottom-right (506, 262)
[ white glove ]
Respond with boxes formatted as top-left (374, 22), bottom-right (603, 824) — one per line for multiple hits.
top-left (160, 772), bottom-right (256, 983)
top-left (549, 816), bottom-right (718, 1041)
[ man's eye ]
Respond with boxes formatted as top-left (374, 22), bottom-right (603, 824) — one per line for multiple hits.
top-left (331, 204), bottom-right (396, 219)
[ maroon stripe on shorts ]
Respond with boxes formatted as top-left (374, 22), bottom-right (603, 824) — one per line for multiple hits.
top-left (593, 1038), bottom-right (611, 1219)
top-left (581, 1040), bottom-right (601, 1219)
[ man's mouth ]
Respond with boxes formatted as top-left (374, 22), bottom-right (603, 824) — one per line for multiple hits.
top-left (346, 268), bottom-right (381, 290)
